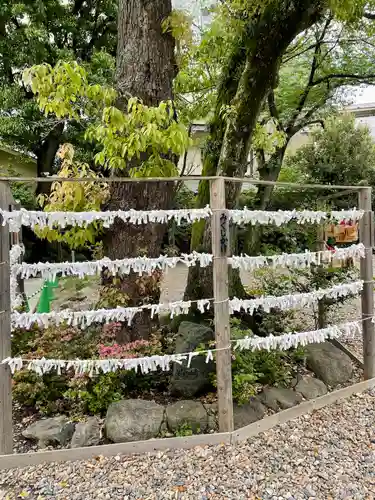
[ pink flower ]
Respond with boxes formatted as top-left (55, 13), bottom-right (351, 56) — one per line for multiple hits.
top-left (101, 322), bottom-right (122, 340)
top-left (98, 339), bottom-right (152, 359)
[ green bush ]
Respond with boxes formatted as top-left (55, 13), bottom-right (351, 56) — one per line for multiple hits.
top-left (12, 371), bottom-right (69, 414)
top-left (228, 318), bottom-right (304, 404)
top-left (64, 372), bottom-right (124, 415)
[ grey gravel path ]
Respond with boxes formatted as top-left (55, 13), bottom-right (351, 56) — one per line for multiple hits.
top-left (2, 391), bottom-right (375, 499)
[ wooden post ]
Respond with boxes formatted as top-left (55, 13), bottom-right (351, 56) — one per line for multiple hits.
top-left (316, 201), bottom-right (327, 330)
top-left (358, 187), bottom-right (375, 379)
top-left (11, 202), bottom-right (26, 308)
top-left (210, 177), bottom-right (234, 433)
top-left (0, 181), bottom-right (13, 454)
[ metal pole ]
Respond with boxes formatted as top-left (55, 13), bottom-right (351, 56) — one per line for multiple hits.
top-left (358, 187), bottom-right (375, 379)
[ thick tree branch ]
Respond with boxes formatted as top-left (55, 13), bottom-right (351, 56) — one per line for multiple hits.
top-left (312, 73), bottom-right (375, 86)
top-left (290, 100), bottom-right (326, 135)
top-left (286, 16), bottom-right (332, 133)
top-left (267, 90), bottom-right (280, 121)
top-left (300, 118), bottom-right (325, 130)
top-left (315, 26), bottom-right (343, 70)
top-left (364, 12), bottom-right (375, 20)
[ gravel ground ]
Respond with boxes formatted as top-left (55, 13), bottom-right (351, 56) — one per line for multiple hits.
top-left (1, 390), bottom-right (375, 499)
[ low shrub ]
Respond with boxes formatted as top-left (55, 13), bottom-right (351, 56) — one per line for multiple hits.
top-left (227, 318), bottom-right (305, 404)
top-left (12, 322), bottom-right (169, 416)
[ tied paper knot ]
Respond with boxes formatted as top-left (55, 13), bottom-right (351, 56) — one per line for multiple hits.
top-left (11, 298), bottom-right (212, 330)
top-left (234, 321), bottom-right (362, 352)
top-left (1, 349), bottom-right (215, 377)
top-left (229, 281), bottom-right (363, 316)
top-left (10, 281), bottom-right (361, 330)
top-left (229, 243), bottom-right (365, 271)
top-left (229, 208), bottom-right (364, 226)
top-left (1, 320), bottom-right (363, 377)
top-left (0, 206), bottom-right (213, 232)
top-left (9, 244), bottom-right (25, 266)
top-left (10, 244), bottom-right (25, 310)
top-left (11, 252), bottom-right (214, 280)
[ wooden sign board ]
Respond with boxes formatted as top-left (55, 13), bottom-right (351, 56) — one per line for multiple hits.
top-left (325, 223), bottom-right (358, 244)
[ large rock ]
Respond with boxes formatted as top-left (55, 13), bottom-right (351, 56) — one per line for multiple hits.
top-left (166, 400), bottom-right (208, 433)
top-left (105, 400), bottom-right (164, 443)
top-left (295, 376), bottom-right (327, 400)
top-left (169, 322), bottom-right (215, 397)
top-left (306, 342), bottom-right (353, 386)
top-left (233, 397), bottom-right (266, 429)
top-left (22, 416), bottom-right (75, 447)
top-left (259, 387), bottom-right (302, 411)
top-left (70, 417), bottom-right (101, 448)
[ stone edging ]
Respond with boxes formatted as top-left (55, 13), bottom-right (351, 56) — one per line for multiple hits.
top-left (1, 377), bottom-right (375, 470)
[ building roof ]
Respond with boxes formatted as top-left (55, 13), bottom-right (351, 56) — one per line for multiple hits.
top-left (0, 144), bottom-right (36, 164)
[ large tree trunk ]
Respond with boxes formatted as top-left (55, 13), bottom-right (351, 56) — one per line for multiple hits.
top-left (186, 0), bottom-right (326, 301)
top-left (255, 145), bottom-right (288, 210)
top-left (35, 122), bottom-right (65, 196)
top-left (104, 0), bottom-right (177, 341)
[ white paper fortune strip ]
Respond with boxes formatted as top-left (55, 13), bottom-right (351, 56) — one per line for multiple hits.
top-left (9, 244), bottom-right (24, 265)
top-left (0, 206), bottom-right (213, 232)
top-left (11, 298), bottom-right (212, 330)
top-left (1, 350), bottom-right (216, 377)
top-left (11, 252), bottom-right (213, 280)
top-left (11, 281), bottom-right (361, 330)
top-left (229, 243), bottom-right (365, 271)
top-left (229, 281), bottom-right (363, 316)
top-left (229, 207), bottom-right (364, 226)
top-left (233, 320), bottom-right (362, 351)
top-left (10, 244), bottom-right (25, 309)
top-left (2, 320), bottom-right (362, 377)
top-left (1, 206), bottom-right (365, 232)
top-left (11, 244), bottom-right (365, 282)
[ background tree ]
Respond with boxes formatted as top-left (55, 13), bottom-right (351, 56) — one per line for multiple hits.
top-left (182, 0), bottom-right (375, 299)
top-left (26, 0), bottom-right (189, 338)
top-left (0, 0), bottom-right (117, 192)
top-left (238, 114), bottom-right (375, 255)
top-left (102, 0), bottom-right (180, 340)
top-left (18, 0), bottom-right (375, 305)
top-left (253, 15), bottom-right (375, 210)
top-left (284, 114), bottom-right (375, 199)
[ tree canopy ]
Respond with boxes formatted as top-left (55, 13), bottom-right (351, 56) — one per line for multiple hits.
top-left (5, 0), bottom-right (375, 285)
top-left (0, 0), bottom-right (117, 179)
top-left (285, 114), bottom-right (375, 186)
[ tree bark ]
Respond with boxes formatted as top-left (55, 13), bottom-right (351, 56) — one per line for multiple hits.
top-left (186, 0), bottom-right (326, 301)
top-left (35, 122), bottom-right (65, 196)
top-left (116, 0), bottom-right (176, 105)
top-left (104, 0), bottom-right (177, 341)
